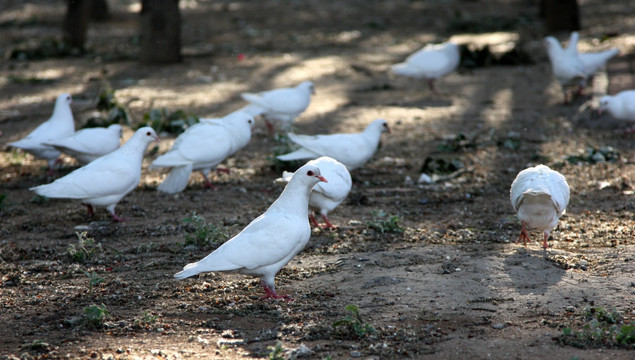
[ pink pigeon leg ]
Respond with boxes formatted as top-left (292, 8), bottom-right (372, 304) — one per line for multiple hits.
top-left (309, 213), bottom-right (320, 228)
top-left (542, 232), bottom-right (549, 249)
top-left (216, 167), bottom-right (230, 174)
top-left (260, 280), bottom-right (293, 301)
top-left (427, 79), bottom-right (441, 96)
top-left (264, 120), bottom-right (275, 134)
top-left (108, 208), bottom-right (127, 222)
top-left (516, 221), bottom-right (531, 247)
top-left (201, 171), bottom-right (218, 189)
top-left (321, 214), bottom-right (337, 230)
top-left (84, 204), bottom-right (95, 217)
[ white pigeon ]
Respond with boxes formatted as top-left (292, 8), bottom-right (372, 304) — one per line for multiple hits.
top-left (510, 165), bottom-right (570, 249)
top-left (239, 81), bottom-right (315, 132)
top-left (391, 41), bottom-right (459, 95)
top-left (280, 156), bottom-right (352, 229)
top-left (150, 111), bottom-right (255, 194)
top-left (8, 93), bottom-right (75, 173)
top-left (174, 163), bottom-right (328, 299)
top-left (598, 90), bottom-right (635, 132)
top-left (277, 119), bottom-right (390, 170)
top-left (30, 127), bottom-right (159, 222)
top-left (43, 124), bottom-right (123, 164)
top-left (544, 32), bottom-right (586, 103)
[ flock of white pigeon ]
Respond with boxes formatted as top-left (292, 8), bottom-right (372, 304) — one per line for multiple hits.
top-left (5, 31), bottom-right (630, 299)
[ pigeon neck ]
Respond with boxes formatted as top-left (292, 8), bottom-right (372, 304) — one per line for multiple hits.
top-left (362, 126), bottom-right (382, 148)
top-left (120, 136), bottom-right (150, 162)
top-left (52, 104), bottom-right (73, 122)
top-left (270, 179), bottom-right (312, 216)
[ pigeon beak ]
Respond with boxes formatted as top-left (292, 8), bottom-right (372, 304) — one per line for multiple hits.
top-left (317, 175), bottom-right (327, 183)
top-left (154, 135), bottom-right (161, 143)
top-left (387, 125), bottom-right (392, 134)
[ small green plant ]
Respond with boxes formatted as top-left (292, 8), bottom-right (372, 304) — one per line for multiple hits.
top-left (133, 311), bottom-right (158, 329)
top-left (268, 133), bottom-right (303, 172)
top-left (333, 304), bottom-right (376, 338)
top-left (89, 81), bottom-right (130, 126)
top-left (81, 270), bottom-right (104, 298)
top-left (141, 108), bottom-right (199, 135)
top-left (30, 195), bottom-right (49, 204)
top-left (366, 209), bottom-right (404, 234)
top-left (67, 232), bottom-right (102, 263)
top-left (83, 304), bottom-right (110, 328)
top-left (558, 306), bottom-right (634, 349)
top-left (182, 213), bottom-right (228, 248)
top-left (268, 341), bottom-right (286, 360)
top-left (7, 149), bottom-right (27, 168)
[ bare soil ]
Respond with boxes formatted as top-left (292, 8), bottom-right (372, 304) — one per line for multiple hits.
top-left (0, 1), bottom-right (633, 359)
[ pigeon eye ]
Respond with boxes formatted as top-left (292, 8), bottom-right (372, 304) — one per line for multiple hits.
top-left (248, 119), bottom-right (253, 124)
top-left (66, 96), bottom-right (71, 101)
top-left (307, 170), bottom-right (314, 176)
top-left (146, 131), bottom-right (151, 136)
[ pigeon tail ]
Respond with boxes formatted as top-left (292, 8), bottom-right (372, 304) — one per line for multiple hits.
top-left (157, 164), bottom-right (193, 194)
top-left (174, 262), bottom-right (202, 279)
top-left (276, 148), bottom-right (318, 162)
top-left (238, 103), bottom-right (265, 118)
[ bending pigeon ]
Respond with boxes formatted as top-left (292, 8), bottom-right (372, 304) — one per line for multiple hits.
top-left (510, 165), bottom-right (570, 249)
top-left (150, 111), bottom-right (255, 194)
top-left (391, 41), bottom-right (459, 95)
top-left (174, 163), bottom-right (328, 299)
top-left (43, 124), bottom-right (123, 164)
top-left (239, 81), bottom-right (314, 132)
top-left (544, 32), bottom-right (585, 103)
top-left (280, 156), bottom-right (351, 229)
top-left (30, 127), bottom-right (159, 222)
top-left (8, 93), bottom-right (75, 173)
top-left (598, 90), bottom-right (635, 132)
top-left (277, 119), bottom-right (390, 170)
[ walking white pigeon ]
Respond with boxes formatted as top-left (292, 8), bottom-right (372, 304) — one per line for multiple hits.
top-left (598, 90), bottom-right (635, 132)
top-left (150, 111), bottom-right (255, 194)
top-left (30, 127), bottom-right (159, 222)
top-left (510, 165), bottom-right (570, 249)
top-left (279, 156), bottom-right (351, 229)
top-left (239, 81), bottom-right (314, 132)
top-left (544, 32), bottom-right (586, 103)
top-left (43, 124), bottom-right (123, 164)
top-left (391, 41), bottom-right (459, 95)
top-left (8, 93), bottom-right (75, 174)
top-left (174, 163), bottom-right (328, 300)
top-left (277, 119), bottom-right (390, 170)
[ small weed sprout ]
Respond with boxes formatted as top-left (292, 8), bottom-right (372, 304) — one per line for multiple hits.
top-left (268, 133), bottom-right (303, 172)
top-left (182, 213), bottom-right (228, 248)
top-left (81, 270), bottom-right (104, 298)
top-left (67, 232), bottom-right (102, 263)
top-left (133, 311), bottom-right (158, 329)
top-left (559, 306), bottom-right (634, 348)
top-left (83, 304), bottom-right (110, 328)
top-left (268, 341), bottom-right (286, 360)
top-left (333, 304), bottom-right (376, 338)
top-left (366, 209), bottom-right (404, 234)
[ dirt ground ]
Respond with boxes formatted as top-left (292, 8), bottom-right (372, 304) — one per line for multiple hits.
top-left (0, 0), bottom-right (634, 359)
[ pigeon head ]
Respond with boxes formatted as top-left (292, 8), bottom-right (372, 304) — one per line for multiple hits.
top-left (57, 93), bottom-right (73, 106)
top-left (597, 95), bottom-right (613, 115)
top-left (369, 118), bottom-right (391, 134)
top-left (136, 126), bottom-right (160, 143)
top-left (295, 164), bottom-right (327, 184)
top-left (108, 124), bottom-right (123, 136)
top-left (543, 37), bottom-right (563, 57)
top-left (299, 81), bottom-right (316, 95)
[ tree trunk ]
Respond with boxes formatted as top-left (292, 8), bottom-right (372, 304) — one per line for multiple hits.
top-left (542, 0), bottom-right (581, 32)
top-left (90, 0), bottom-right (110, 21)
top-left (139, 0), bottom-right (182, 64)
top-left (63, 0), bottom-right (91, 51)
